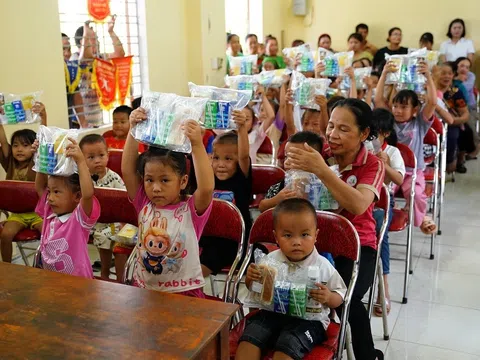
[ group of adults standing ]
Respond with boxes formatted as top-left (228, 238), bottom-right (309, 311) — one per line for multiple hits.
top-left (62, 17), bottom-right (125, 129)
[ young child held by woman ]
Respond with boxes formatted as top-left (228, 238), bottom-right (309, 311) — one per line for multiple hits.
top-left (375, 59), bottom-right (437, 234)
top-left (34, 138), bottom-right (100, 278)
top-left (79, 134), bottom-right (127, 281)
top-left (236, 198), bottom-right (346, 360)
top-left (123, 107), bottom-right (214, 297)
top-left (0, 102), bottom-right (46, 263)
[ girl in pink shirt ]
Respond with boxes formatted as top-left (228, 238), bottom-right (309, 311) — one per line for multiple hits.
top-left (123, 108), bottom-right (214, 298)
top-left (34, 138), bottom-right (100, 279)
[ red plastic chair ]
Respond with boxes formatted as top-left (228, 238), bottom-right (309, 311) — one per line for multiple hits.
top-left (107, 149), bottom-right (123, 179)
top-left (276, 141), bottom-right (287, 168)
top-left (230, 209), bottom-right (360, 360)
top-left (250, 165), bottom-right (285, 209)
top-left (0, 181), bottom-right (40, 265)
top-left (256, 136), bottom-right (275, 165)
top-left (124, 199), bottom-right (246, 301)
top-left (389, 143), bottom-right (416, 304)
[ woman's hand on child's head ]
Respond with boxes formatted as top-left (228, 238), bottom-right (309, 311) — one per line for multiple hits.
top-left (232, 109), bottom-right (247, 128)
top-left (286, 142), bottom-right (326, 174)
top-left (65, 137), bottom-right (85, 164)
top-left (183, 120), bottom-right (202, 146)
top-left (277, 187), bottom-right (298, 202)
top-left (246, 264), bottom-right (262, 282)
top-left (129, 107), bottom-right (147, 127)
top-left (314, 95), bottom-right (327, 109)
top-left (315, 62), bottom-right (326, 78)
top-left (309, 283), bottom-right (332, 305)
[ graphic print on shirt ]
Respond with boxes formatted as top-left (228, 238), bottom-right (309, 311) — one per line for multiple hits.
top-left (138, 204), bottom-right (188, 276)
top-left (42, 238), bottom-right (74, 274)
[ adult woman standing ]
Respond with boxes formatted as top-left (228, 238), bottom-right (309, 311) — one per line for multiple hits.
top-left (439, 19), bottom-right (475, 63)
top-left (286, 99), bottom-right (385, 360)
top-left (373, 27), bottom-right (408, 72)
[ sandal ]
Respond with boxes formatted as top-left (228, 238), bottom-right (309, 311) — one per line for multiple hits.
top-left (420, 216), bottom-right (437, 235)
top-left (373, 297), bottom-right (391, 317)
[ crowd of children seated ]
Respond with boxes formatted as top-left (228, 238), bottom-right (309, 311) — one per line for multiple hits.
top-left (1, 16), bottom-right (479, 360)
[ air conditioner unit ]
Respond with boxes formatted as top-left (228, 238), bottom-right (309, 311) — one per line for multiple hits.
top-left (292, 0), bottom-right (307, 16)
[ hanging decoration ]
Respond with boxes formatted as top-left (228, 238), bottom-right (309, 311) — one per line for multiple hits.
top-left (92, 58), bottom-right (116, 110)
top-left (64, 60), bottom-right (83, 94)
top-left (112, 56), bottom-right (133, 105)
top-left (87, 0), bottom-right (111, 22)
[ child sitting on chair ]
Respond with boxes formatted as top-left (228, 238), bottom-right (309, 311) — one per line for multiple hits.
top-left (104, 105), bottom-right (146, 152)
top-left (0, 102), bottom-right (46, 263)
top-left (34, 138), bottom-right (100, 278)
top-left (236, 198), bottom-right (346, 360)
top-left (199, 110), bottom-right (252, 278)
top-left (79, 134), bottom-right (128, 282)
top-left (259, 131), bottom-right (323, 213)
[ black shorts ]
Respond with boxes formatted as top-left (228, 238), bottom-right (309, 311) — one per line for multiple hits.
top-left (239, 310), bottom-right (327, 360)
top-left (199, 236), bottom-right (238, 275)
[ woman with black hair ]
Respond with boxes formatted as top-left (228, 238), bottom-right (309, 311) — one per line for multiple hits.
top-left (439, 18), bottom-right (475, 63)
top-left (286, 99), bottom-right (386, 360)
top-left (419, 32), bottom-right (434, 50)
top-left (373, 27), bottom-right (408, 72)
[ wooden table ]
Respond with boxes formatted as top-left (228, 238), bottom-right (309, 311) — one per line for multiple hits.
top-left (0, 263), bottom-right (238, 359)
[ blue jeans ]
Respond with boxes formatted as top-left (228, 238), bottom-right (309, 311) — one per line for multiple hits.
top-left (373, 198), bottom-right (394, 275)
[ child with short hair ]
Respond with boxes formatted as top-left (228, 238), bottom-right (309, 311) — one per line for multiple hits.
top-left (122, 108), bottom-right (214, 297)
top-left (236, 198), bottom-right (346, 360)
top-left (79, 134), bottom-right (127, 281)
top-left (34, 138), bottom-right (100, 278)
top-left (0, 103), bottom-right (46, 263)
top-left (375, 59), bottom-right (437, 234)
top-left (259, 131), bottom-right (323, 213)
top-left (370, 109), bottom-right (405, 316)
top-left (104, 105), bottom-right (146, 152)
top-left (200, 110), bottom-right (252, 277)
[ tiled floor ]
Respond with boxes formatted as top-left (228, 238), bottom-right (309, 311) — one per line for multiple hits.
top-left (8, 160), bottom-right (480, 359)
top-left (368, 158), bottom-right (480, 359)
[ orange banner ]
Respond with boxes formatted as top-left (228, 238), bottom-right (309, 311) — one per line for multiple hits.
top-left (87, 0), bottom-right (110, 22)
top-left (92, 58), bottom-right (116, 110)
top-left (112, 56), bottom-right (133, 105)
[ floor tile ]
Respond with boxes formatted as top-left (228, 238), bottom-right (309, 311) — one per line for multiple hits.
top-left (391, 299), bottom-right (480, 355)
top-left (385, 340), bottom-right (480, 359)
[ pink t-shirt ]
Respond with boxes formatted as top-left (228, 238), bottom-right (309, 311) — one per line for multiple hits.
top-left (35, 192), bottom-right (101, 279)
top-left (132, 186), bottom-right (212, 293)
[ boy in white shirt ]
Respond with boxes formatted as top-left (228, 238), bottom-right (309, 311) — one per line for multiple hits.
top-left (236, 198), bottom-right (346, 360)
top-left (79, 134), bottom-right (127, 281)
top-left (371, 109), bottom-right (405, 316)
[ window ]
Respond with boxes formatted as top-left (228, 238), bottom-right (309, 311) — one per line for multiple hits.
top-left (58, 0), bottom-right (144, 126)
